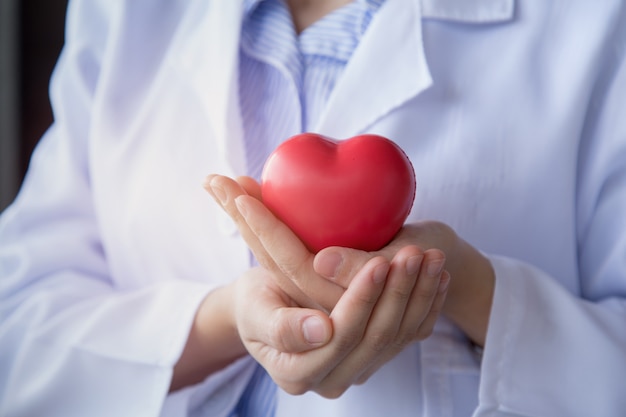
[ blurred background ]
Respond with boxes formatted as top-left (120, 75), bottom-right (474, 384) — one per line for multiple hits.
top-left (1, 0), bottom-right (69, 212)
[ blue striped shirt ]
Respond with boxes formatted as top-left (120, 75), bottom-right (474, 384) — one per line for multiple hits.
top-left (240, 0), bottom-right (385, 180)
top-left (234, 0), bottom-right (384, 415)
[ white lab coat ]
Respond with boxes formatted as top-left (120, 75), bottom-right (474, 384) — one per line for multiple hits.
top-left (1, 0), bottom-right (625, 416)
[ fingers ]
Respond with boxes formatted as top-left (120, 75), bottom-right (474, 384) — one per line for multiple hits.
top-left (235, 194), bottom-right (344, 312)
top-left (235, 195), bottom-right (311, 277)
top-left (321, 248), bottom-right (449, 390)
top-left (317, 247), bottom-right (424, 391)
top-left (313, 222), bottom-right (456, 291)
top-left (300, 256), bottom-right (391, 397)
top-left (314, 246), bottom-right (374, 289)
top-left (205, 174), bottom-right (344, 311)
top-left (328, 257), bottom-right (390, 352)
top-left (235, 175), bottom-right (262, 200)
top-left (203, 174), bottom-right (266, 259)
top-left (251, 257), bottom-right (390, 396)
top-left (313, 240), bottom-right (418, 291)
top-left (236, 268), bottom-right (332, 356)
top-left (367, 246), bottom-right (428, 348)
top-left (413, 269), bottom-right (450, 340)
top-left (242, 252), bottom-right (449, 398)
top-left (206, 175), bottom-right (307, 273)
top-left (268, 310), bottom-right (333, 353)
top-left (403, 249), bottom-right (445, 337)
top-left (205, 175), bottom-right (318, 309)
top-left (355, 252), bottom-right (449, 384)
top-left (355, 269), bottom-right (450, 385)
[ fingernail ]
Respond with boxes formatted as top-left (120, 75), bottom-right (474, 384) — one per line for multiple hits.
top-left (373, 262), bottom-right (389, 284)
top-left (209, 178), bottom-right (227, 204)
top-left (406, 255), bottom-right (423, 276)
top-left (438, 271), bottom-right (451, 293)
top-left (234, 196), bottom-right (249, 219)
top-left (202, 174), bottom-right (216, 190)
top-left (303, 316), bottom-right (327, 345)
top-left (315, 251), bottom-right (343, 279)
top-left (427, 258), bottom-right (445, 277)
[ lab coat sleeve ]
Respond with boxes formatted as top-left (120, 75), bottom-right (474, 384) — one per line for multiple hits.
top-left (474, 29), bottom-right (626, 417)
top-left (0, 1), bottom-right (249, 416)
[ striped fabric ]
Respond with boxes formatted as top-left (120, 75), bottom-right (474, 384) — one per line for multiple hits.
top-left (239, 0), bottom-right (385, 180)
top-left (234, 0), bottom-right (384, 415)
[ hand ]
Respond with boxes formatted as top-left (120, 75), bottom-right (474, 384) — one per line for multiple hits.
top-left (316, 223), bottom-right (495, 346)
top-left (234, 250), bottom-right (449, 397)
top-left (204, 175), bottom-right (448, 310)
top-left (204, 174), bottom-right (494, 346)
top-left (204, 174), bottom-right (450, 395)
top-left (204, 174), bottom-right (344, 312)
top-left (170, 239), bottom-right (448, 395)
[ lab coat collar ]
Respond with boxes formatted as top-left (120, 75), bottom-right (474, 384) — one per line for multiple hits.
top-left (314, 0), bottom-right (429, 137)
top-left (314, 0), bottom-right (515, 138)
top-left (173, 0), bottom-right (515, 173)
top-left (244, 0), bottom-right (516, 23)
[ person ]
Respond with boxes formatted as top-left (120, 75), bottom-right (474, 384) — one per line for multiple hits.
top-left (1, 0), bottom-right (625, 415)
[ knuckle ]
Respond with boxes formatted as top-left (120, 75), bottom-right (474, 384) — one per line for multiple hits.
top-left (414, 285), bottom-right (437, 302)
top-left (353, 289), bottom-right (379, 310)
top-left (267, 311), bottom-right (293, 350)
top-left (389, 284), bottom-right (412, 303)
top-left (333, 331), bottom-right (361, 354)
top-left (278, 258), bottom-right (304, 278)
top-left (367, 330), bottom-right (394, 353)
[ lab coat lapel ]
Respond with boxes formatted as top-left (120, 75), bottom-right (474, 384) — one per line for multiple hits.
top-left (314, 0), bottom-right (432, 138)
top-left (421, 0), bottom-right (515, 23)
top-left (172, 0), bottom-right (246, 237)
top-left (175, 0), bottom-right (247, 176)
top-left (314, 0), bottom-right (516, 138)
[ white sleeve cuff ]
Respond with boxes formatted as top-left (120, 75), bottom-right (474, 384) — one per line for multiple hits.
top-left (475, 255), bottom-right (626, 417)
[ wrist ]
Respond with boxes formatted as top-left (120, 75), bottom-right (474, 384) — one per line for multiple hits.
top-left (442, 238), bottom-right (495, 347)
top-left (170, 283), bottom-right (247, 391)
top-left (198, 283), bottom-right (247, 356)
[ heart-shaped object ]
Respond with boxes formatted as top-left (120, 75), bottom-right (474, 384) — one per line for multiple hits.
top-left (261, 133), bottom-right (416, 252)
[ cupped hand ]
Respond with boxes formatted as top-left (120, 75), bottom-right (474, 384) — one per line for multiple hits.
top-left (318, 223), bottom-right (495, 346)
top-left (204, 174), bottom-right (343, 312)
top-left (204, 175), bottom-right (448, 311)
top-left (234, 249), bottom-right (449, 398)
top-left (204, 174), bottom-right (494, 346)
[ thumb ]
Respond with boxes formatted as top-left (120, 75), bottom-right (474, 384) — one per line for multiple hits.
top-left (313, 246), bottom-right (375, 290)
top-left (266, 308), bottom-right (333, 353)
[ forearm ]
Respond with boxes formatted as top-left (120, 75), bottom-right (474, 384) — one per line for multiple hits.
top-left (170, 284), bottom-right (248, 392)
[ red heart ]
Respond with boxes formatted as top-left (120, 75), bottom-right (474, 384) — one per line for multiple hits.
top-left (261, 133), bottom-right (416, 253)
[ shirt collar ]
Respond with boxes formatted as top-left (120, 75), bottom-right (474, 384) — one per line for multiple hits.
top-left (243, 0), bottom-right (386, 17)
top-left (245, 0), bottom-right (515, 23)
